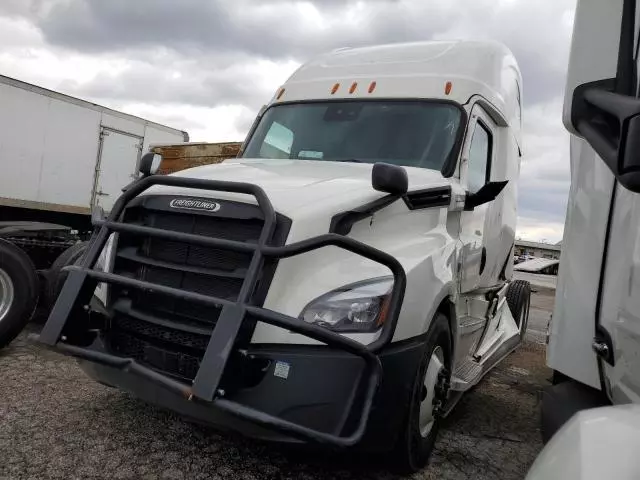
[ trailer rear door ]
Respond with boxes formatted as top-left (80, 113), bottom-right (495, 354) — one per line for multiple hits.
top-left (93, 127), bottom-right (143, 211)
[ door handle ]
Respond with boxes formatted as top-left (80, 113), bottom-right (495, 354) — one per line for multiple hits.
top-left (592, 325), bottom-right (615, 366)
top-left (591, 340), bottom-right (609, 357)
top-left (95, 191), bottom-right (110, 197)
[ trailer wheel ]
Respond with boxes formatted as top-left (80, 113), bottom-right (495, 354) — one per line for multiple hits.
top-left (392, 313), bottom-right (451, 473)
top-left (45, 241), bottom-right (88, 308)
top-left (0, 239), bottom-right (39, 349)
top-left (506, 280), bottom-right (531, 339)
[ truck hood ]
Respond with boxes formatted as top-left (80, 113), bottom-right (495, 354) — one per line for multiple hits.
top-left (148, 158), bottom-right (453, 219)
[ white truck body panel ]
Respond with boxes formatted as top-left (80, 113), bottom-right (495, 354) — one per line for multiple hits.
top-left (527, 405), bottom-right (640, 480)
top-left (549, 0), bottom-right (640, 402)
top-left (144, 159), bottom-right (456, 345)
top-left (0, 74), bottom-right (187, 214)
top-left (277, 40), bottom-right (522, 146)
top-left (533, 1), bottom-right (640, 474)
top-left (547, 135), bottom-right (614, 389)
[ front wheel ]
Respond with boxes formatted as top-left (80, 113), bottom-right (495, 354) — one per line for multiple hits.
top-left (45, 241), bottom-right (88, 308)
top-left (392, 313), bottom-right (451, 473)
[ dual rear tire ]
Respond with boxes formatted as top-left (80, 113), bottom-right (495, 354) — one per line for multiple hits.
top-left (0, 240), bottom-right (89, 349)
top-left (0, 239), bottom-right (39, 349)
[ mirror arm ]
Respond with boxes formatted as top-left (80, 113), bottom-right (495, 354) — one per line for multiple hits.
top-left (464, 181), bottom-right (508, 211)
top-left (573, 85), bottom-right (640, 192)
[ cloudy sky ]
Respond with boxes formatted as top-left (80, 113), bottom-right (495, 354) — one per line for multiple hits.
top-left (0, 0), bottom-right (576, 243)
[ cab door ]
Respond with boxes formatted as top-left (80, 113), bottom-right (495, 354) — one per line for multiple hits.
top-left (596, 13), bottom-right (640, 404)
top-left (459, 104), bottom-right (499, 293)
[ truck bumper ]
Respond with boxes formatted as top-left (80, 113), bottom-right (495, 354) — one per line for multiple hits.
top-left (76, 335), bottom-right (424, 450)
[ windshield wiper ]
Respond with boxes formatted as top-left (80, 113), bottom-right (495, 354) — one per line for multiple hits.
top-left (330, 158), bottom-right (366, 163)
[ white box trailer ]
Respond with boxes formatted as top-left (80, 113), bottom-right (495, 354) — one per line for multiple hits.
top-left (0, 74), bottom-right (188, 214)
top-left (0, 74), bottom-right (188, 347)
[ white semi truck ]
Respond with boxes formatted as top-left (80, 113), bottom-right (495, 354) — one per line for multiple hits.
top-left (527, 0), bottom-right (640, 477)
top-left (35, 40), bottom-right (530, 471)
top-left (538, 0), bottom-right (640, 439)
top-left (0, 75), bottom-right (187, 348)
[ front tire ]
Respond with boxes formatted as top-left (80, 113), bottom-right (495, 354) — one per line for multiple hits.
top-left (392, 313), bottom-right (451, 473)
top-left (0, 239), bottom-right (39, 349)
top-left (45, 241), bottom-right (88, 308)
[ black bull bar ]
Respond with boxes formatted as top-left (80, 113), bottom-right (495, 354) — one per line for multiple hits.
top-left (36, 175), bottom-right (407, 447)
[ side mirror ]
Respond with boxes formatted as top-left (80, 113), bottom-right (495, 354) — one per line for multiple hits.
top-left (572, 87), bottom-right (640, 192)
top-left (465, 181), bottom-right (508, 210)
top-left (139, 153), bottom-right (162, 176)
top-left (372, 162), bottom-right (408, 195)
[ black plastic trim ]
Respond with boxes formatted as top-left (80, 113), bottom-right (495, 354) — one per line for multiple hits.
top-left (475, 118), bottom-right (494, 188)
top-left (116, 246), bottom-right (247, 279)
top-left (594, 178), bottom-right (618, 397)
top-left (403, 186), bottom-right (451, 210)
top-left (617, 0), bottom-right (637, 96)
top-left (479, 247), bottom-right (487, 275)
top-left (594, 324), bottom-right (616, 367)
top-left (252, 214), bottom-right (291, 307)
top-left (329, 194), bottom-right (399, 235)
top-left (571, 79), bottom-right (617, 137)
top-left (112, 299), bottom-right (213, 336)
top-left (329, 186), bottom-right (452, 236)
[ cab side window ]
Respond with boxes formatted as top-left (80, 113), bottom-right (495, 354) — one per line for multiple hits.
top-left (467, 122), bottom-right (492, 193)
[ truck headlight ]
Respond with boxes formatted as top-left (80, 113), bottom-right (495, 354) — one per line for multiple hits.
top-left (299, 277), bottom-right (393, 333)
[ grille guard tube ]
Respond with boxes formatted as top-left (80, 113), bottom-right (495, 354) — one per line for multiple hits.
top-left (37, 174), bottom-right (407, 448)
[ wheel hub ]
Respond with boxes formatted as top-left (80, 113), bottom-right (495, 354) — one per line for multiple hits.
top-left (0, 268), bottom-right (15, 323)
top-left (418, 346), bottom-right (447, 438)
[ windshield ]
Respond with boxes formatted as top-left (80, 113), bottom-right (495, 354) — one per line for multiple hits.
top-left (242, 101), bottom-right (462, 171)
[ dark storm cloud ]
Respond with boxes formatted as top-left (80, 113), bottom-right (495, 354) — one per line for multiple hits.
top-left (0, 0), bottom-right (574, 107)
top-left (58, 58), bottom-right (268, 108)
top-left (21, 0), bottom-right (440, 59)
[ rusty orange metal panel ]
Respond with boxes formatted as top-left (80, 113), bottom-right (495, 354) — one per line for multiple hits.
top-left (151, 142), bottom-right (242, 175)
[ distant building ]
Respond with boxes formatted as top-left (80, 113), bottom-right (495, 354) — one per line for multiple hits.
top-left (514, 239), bottom-right (562, 260)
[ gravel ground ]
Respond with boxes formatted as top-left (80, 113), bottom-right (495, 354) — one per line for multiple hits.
top-left (0, 291), bottom-right (553, 480)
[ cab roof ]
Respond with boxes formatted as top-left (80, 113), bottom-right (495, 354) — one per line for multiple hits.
top-left (272, 40), bottom-right (522, 142)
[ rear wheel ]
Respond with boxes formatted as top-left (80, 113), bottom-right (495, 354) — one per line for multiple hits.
top-left (0, 239), bottom-right (39, 349)
top-left (392, 313), bottom-right (451, 473)
top-left (506, 280), bottom-right (531, 339)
